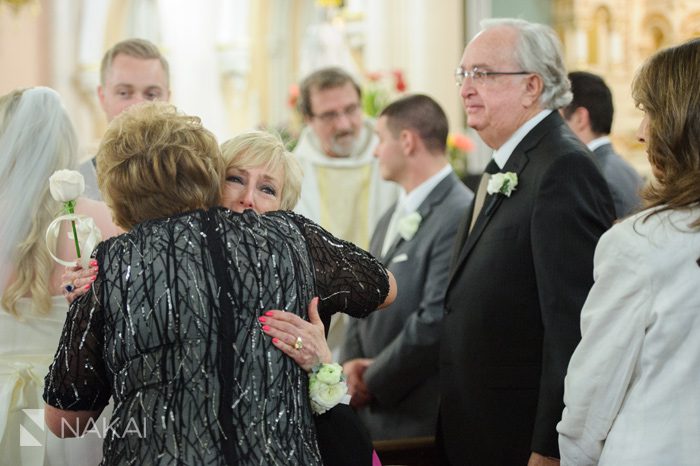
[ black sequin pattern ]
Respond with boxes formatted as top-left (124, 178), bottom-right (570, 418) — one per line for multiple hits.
top-left (44, 208), bottom-right (389, 465)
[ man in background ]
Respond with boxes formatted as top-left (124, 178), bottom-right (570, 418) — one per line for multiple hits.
top-left (562, 71), bottom-right (643, 218)
top-left (79, 38), bottom-right (170, 200)
top-left (294, 67), bottom-right (398, 249)
top-left (341, 94), bottom-right (473, 441)
top-left (294, 67), bottom-right (399, 353)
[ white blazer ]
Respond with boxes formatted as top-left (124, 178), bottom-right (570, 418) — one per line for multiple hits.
top-left (558, 206), bottom-right (700, 466)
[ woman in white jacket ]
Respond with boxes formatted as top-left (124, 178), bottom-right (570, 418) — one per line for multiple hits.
top-left (557, 38), bottom-right (700, 465)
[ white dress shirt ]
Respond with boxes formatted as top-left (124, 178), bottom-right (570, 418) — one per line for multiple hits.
top-left (587, 135), bottom-right (611, 152)
top-left (492, 109), bottom-right (552, 169)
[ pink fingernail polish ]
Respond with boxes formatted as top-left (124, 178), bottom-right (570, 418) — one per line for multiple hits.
top-left (272, 338), bottom-right (279, 343)
top-left (84, 284), bottom-right (91, 290)
top-left (258, 317), bottom-right (266, 323)
top-left (262, 325), bottom-right (270, 331)
top-left (91, 276), bottom-right (97, 282)
top-left (90, 260), bottom-right (98, 267)
top-left (265, 311), bottom-right (273, 317)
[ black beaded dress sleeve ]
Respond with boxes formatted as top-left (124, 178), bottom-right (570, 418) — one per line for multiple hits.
top-left (43, 280), bottom-right (111, 412)
top-left (278, 212), bottom-right (390, 466)
top-left (279, 211), bottom-right (390, 327)
top-left (43, 208), bottom-right (390, 466)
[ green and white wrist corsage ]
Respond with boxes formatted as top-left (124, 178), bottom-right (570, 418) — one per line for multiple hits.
top-left (308, 362), bottom-right (350, 415)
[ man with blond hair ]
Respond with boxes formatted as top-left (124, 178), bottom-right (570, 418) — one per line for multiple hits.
top-left (79, 38), bottom-right (170, 199)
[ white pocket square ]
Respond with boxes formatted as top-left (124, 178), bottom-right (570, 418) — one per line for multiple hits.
top-left (391, 253), bottom-right (409, 263)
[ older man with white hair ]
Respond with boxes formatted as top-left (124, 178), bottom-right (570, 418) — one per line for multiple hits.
top-left (438, 18), bottom-right (615, 466)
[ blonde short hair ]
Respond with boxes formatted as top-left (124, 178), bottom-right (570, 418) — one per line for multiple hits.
top-left (97, 102), bottom-right (223, 229)
top-left (220, 131), bottom-right (303, 210)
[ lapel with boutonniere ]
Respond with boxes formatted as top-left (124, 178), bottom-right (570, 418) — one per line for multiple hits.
top-left (482, 171), bottom-right (518, 217)
top-left (382, 175), bottom-right (454, 261)
top-left (397, 212), bottom-right (422, 241)
top-left (383, 210), bottom-right (423, 262)
top-left (381, 173), bottom-right (459, 263)
top-left (451, 149), bottom-right (530, 278)
top-left (381, 173), bottom-right (461, 264)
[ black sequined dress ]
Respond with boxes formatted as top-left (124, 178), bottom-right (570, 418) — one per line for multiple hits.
top-left (44, 208), bottom-right (389, 466)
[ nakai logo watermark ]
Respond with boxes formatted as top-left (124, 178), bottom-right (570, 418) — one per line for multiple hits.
top-left (20, 409), bottom-right (147, 447)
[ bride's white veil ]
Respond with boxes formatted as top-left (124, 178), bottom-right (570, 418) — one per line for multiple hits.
top-left (0, 87), bottom-right (78, 295)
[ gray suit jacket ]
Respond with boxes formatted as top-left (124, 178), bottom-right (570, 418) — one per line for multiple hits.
top-left (593, 143), bottom-right (643, 218)
top-left (77, 157), bottom-right (102, 201)
top-left (340, 172), bottom-right (473, 440)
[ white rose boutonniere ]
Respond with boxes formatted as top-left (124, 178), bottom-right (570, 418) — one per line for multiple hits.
top-left (309, 362), bottom-right (351, 415)
top-left (45, 170), bottom-right (102, 267)
top-left (397, 211), bottom-right (422, 241)
top-left (487, 172), bottom-right (518, 197)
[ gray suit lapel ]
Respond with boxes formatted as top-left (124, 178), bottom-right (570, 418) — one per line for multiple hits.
top-left (371, 202), bottom-right (397, 259)
top-left (382, 173), bottom-right (459, 262)
top-left (592, 143), bottom-right (612, 169)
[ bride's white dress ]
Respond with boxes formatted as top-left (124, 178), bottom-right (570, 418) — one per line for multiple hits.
top-left (0, 296), bottom-right (106, 466)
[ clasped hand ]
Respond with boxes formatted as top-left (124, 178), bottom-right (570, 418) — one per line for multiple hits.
top-left (260, 297), bottom-right (332, 372)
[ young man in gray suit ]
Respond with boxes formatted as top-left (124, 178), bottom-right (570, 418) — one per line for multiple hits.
top-left (562, 71), bottom-right (644, 218)
top-left (439, 19), bottom-right (614, 466)
top-left (340, 94), bottom-right (473, 440)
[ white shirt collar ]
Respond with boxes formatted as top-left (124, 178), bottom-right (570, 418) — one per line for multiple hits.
top-left (398, 164), bottom-right (453, 214)
top-left (492, 109), bottom-right (552, 169)
top-left (587, 136), bottom-right (611, 152)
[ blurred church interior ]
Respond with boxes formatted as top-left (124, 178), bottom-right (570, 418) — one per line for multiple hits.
top-left (2, 0), bottom-right (700, 177)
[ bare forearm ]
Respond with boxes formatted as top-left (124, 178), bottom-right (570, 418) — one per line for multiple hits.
top-left (45, 404), bottom-right (102, 438)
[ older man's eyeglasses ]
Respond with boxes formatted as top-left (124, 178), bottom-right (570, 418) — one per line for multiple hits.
top-left (312, 103), bottom-right (361, 124)
top-left (454, 66), bottom-right (531, 86)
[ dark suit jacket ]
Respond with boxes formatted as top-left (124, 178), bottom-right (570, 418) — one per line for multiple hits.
top-left (438, 112), bottom-right (615, 465)
top-left (341, 172), bottom-right (473, 440)
top-left (593, 143), bottom-right (643, 218)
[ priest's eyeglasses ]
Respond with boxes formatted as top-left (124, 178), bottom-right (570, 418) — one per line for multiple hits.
top-left (312, 103), bottom-right (361, 124)
top-left (454, 66), bottom-right (532, 86)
